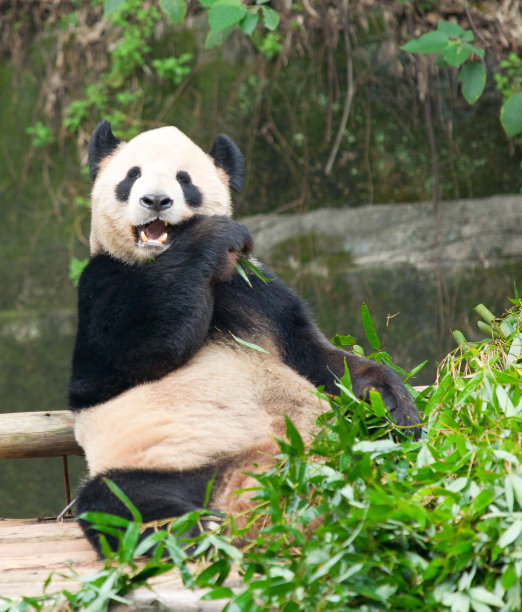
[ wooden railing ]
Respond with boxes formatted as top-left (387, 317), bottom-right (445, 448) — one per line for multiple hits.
top-left (0, 411), bottom-right (81, 459)
top-left (0, 410), bottom-right (82, 512)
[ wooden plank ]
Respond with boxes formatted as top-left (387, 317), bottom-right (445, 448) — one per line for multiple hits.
top-left (0, 519), bottom-right (99, 597)
top-left (0, 519), bottom-right (238, 610)
top-left (0, 410), bottom-right (82, 458)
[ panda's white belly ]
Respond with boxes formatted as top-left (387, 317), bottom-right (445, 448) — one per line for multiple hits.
top-left (74, 342), bottom-right (327, 477)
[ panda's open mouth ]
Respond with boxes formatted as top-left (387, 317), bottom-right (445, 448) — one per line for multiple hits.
top-left (136, 219), bottom-right (174, 248)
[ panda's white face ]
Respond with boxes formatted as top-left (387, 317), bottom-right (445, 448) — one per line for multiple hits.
top-left (90, 126), bottom-right (236, 264)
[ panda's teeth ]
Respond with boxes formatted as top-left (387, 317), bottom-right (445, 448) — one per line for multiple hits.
top-left (159, 231), bottom-right (168, 244)
top-left (140, 230), bottom-right (149, 243)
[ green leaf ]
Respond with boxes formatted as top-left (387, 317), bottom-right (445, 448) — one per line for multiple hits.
top-left (229, 331), bottom-right (269, 353)
top-left (205, 27), bottom-right (232, 48)
top-left (352, 439), bottom-right (399, 454)
top-left (469, 586), bottom-right (505, 607)
top-left (458, 61), bottom-right (486, 104)
top-left (160, 0), bottom-right (187, 24)
top-left (208, 1), bottom-right (247, 32)
top-left (469, 488), bottom-right (494, 515)
top-left (331, 333), bottom-right (357, 348)
top-left (453, 329), bottom-right (468, 345)
top-left (202, 587), bottom-right (235, 600)
top-left (361, 303), bottom-right (380, 350)
top-left (103, 478), bottom-right (143, 522)
top-left (235, 261), bottom-right (252, 287)
top-left (474, 303), bottom-right (496, 324)
top-left (69, 257), bottom-right (89, 287)
top-left (498, 520), bottom-right (522, 549)
top-left (369, 389), bottom-right (387, 417)
top-left (441, 592), bottom-right (471, 612)
top-left (284, 415), bottom-right (305, 456)
top-left (441, 42), bottom-right (474, 67)
top-left (501, 92), bottom-right (522, 137)
top-left (104, 0), bottom-right (125, 16)
top-left (401, 30), bottom-right (449, 54)
top-left (510, 474), bottom-right (522, 507)
top-left (437, 20), bottom-right (464, 38)
top-left (237, 256), bottom-right (273, 283)
top-left (121, 522), bottom-right (141, 560)
top-left (261, 6), bottom-right (279, 31)
top-left (501, 564), bottom-right (517, 590)
top-left (404, 359), bottom-right (428, 383)
top-left (78, 512), bottom-right (130, 528)
top-left (240, 11), bottom-right (259, 36)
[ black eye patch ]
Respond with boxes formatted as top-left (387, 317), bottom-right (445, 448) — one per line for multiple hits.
top-left (116, 166), bottom-right (141, 202)
top-left (176, 171), bottom-right (202, 207)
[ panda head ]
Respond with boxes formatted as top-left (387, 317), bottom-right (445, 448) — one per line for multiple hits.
top-left (88, 120), bottom-right (244, 264)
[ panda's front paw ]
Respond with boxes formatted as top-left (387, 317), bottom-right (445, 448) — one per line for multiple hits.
top-left (168, 215), bottom-right (253, 281)
top-left (351, 361), bottom-right (422, 439)
top-left (205, 216), bottom-right (253, 282)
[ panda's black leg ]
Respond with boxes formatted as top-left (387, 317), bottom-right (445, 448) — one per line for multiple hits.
top-left (76, 467), bottom-right (219, 557)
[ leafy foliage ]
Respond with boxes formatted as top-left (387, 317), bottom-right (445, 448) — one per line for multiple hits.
top-left (401, 21), bottom-right (486, 105)
top-left (68, 257), bottom-right (89, 287)
top-left (2, 299), bottom-right (521, 611)
top-left (200, 0), bottom-right (279, 49)
top-left (401, 20), bottom-right (521, 137)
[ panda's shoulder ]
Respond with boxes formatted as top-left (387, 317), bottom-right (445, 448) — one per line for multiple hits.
top-left (79, 253), bottom-right (131, 292)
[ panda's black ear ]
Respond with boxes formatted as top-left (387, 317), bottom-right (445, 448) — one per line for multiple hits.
top-left (209, 134), bottom-right (244, 193)
top-left (88, 120), bottom-right (122, 181)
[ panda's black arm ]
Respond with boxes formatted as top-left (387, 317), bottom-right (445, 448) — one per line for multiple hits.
top-left (213, 269), bottom-right (421, 438)
top-left (69, 253), bottom-right (214, 409)
top-left (69, 216), bottom-right (253, 410)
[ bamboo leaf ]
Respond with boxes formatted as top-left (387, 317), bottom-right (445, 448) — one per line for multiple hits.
top-left (497, 520), bottom-right (522, 549)
top-left (229, 331), bottom-right (269, 353)
top-left (361, 303), bottom-right (380, 350)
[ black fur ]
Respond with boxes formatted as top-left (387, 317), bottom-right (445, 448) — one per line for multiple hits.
top-left (69, 215), bottom-right (252, 409)
top-left (116, 166), bottom-right (141, 202)
top-left (176, 171), bottom-right (202, 207)
top-left (89, 120), bottom-right (121, 181)
top-left (209, 134), bottom-right (244, 192)
top-left (77, 466), bottom-right (220, 553)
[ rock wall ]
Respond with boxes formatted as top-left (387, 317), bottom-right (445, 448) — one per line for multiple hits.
top-left (241, 194), bottom-right (522, 270)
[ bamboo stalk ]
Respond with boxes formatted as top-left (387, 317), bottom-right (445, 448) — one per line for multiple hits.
top-left (0, 411), bottom-right (82, 459)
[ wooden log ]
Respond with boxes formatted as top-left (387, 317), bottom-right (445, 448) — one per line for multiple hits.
top-left (0, 411), bottom-right (82, 459)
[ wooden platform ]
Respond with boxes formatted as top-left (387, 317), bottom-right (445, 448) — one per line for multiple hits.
top-left (0, 519), bottom-right (235, 610)
top-left (0, 518), bottom-right (99, 598)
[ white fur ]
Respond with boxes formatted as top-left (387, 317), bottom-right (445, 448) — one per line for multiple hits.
top-left (90, 126), bottom-right (232, 264)
top-left (74, 342), bottom-right (327, 478)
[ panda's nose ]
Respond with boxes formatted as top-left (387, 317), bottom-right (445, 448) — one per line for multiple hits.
top-left (139, 194), bottom-right (173, 212)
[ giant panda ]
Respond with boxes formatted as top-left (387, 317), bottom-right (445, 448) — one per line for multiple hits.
top-left (70, 120), bottom-right (421, 555)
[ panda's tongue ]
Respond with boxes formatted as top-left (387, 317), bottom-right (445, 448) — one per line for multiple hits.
top-left (143, 219), bottom-right (167, 241)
